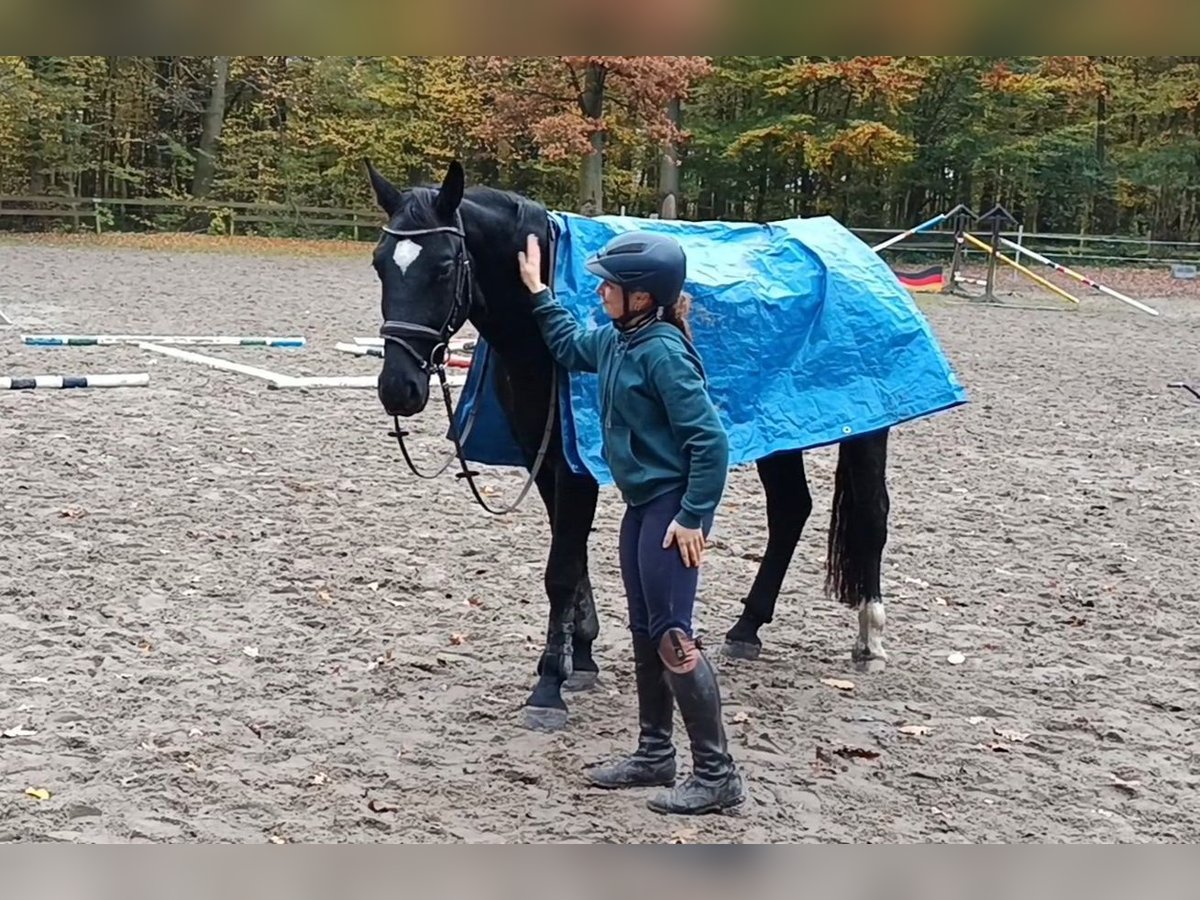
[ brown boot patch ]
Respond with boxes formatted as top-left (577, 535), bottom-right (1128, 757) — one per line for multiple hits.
top-left (658, 628), bottom-right (699, 674)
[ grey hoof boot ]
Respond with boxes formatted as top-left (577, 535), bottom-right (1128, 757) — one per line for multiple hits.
top-left (648, 629), bottom-right (747, 816)
top-left (585, 634), bottom-right (676, 789)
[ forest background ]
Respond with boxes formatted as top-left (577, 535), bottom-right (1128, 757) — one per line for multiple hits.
top-left (3, 56), bottom-right (1200, 254)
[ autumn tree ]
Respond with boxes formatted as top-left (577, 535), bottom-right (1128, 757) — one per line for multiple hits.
top-left (478, 56), bottom-right (711, 214)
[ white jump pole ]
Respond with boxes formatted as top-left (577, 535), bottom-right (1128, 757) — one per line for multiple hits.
top-left (137, 342), bottom-right (296, 386)
top-left (994, 238), bottom-right (1160, 317)
top-left (353, 336), bottom-right (475, 352)
top-left (336, 342), bottom-right (383, 358)
top-left (2, 373), bottom-right (150, 390)
top-left (268, 372), bottom-right (467, 390)
top-left (23, 334), bottom-right (306, 347)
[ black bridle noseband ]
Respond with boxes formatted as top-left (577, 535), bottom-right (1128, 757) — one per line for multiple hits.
top-left (377, 213), bottom-right (558, 516)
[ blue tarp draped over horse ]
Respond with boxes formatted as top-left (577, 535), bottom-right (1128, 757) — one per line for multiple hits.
top-left (452, 212), bottom-right (968, 483)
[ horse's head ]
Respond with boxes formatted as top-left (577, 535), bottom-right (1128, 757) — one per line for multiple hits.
top-left (366, 158), bottom-right (471, 417)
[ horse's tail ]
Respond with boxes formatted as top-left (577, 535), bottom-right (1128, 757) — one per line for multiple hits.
top-left (825, 428), bottom-right (891, 609)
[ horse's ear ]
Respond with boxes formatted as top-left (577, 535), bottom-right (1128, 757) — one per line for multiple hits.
top-left (364, 158), bottom-right (402, 217)
top-left (435, 160), bottom-right (465, 218)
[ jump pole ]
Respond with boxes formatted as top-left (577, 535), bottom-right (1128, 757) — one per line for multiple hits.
top-left (961, 232), bottom-right (1081, 307)
top-left (352, 336), bottom-right (475, 352)
top-left (995, 238), bottom-right (1160, 317)
top-left (136, 342), bottom-right (296, 386)
top-left (2, 372), bottom-right (149, 390)
top-left (268, 371), bottom-right (467, 390)
top-left (871, 205), bottom-right (965, 253)
top-left (335, 342), bottom-right (469, 368)
top-left (23, 334), bottom-right (306, 347)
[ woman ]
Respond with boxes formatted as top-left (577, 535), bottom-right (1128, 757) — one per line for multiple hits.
top-left (517, 229), bottom-right (746, 816)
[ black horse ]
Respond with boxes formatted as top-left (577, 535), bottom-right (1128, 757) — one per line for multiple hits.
top-left (366, 158), bottom-right (891, 731)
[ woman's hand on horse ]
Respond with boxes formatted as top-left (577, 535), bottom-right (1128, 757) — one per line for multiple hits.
top-left (663, 518), bottom-right (705, 568)
top-left (518, 233), bottom-right (546, 294)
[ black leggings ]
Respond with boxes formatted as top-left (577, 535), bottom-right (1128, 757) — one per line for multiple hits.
top-left (618, 487), bottom-right (714, 642)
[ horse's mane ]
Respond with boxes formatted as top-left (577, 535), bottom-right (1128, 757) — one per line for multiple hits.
top-left (401, 182), bottom-right (547, 238)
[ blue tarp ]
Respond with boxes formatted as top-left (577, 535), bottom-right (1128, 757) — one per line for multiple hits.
top-left (452, 212), bottom-right (968, 483)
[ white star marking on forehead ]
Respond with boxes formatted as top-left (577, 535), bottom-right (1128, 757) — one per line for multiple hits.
top-left (392, 239), bottom-right (422, 274)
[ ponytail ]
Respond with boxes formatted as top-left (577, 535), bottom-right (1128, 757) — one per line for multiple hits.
top-left (660, 291), bottom-right (694, 343)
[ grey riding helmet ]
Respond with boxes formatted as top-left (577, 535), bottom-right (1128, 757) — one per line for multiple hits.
top-left (584, 231), bottom-right (687, 306)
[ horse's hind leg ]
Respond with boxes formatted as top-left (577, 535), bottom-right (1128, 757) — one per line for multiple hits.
top-left (825, 429), bottom-right (890, 671)
top-left (724, 449), bottom-right (812, 660)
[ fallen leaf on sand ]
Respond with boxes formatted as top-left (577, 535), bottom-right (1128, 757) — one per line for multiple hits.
top-left (59, 507), bottom-right (86, 519)
top-left (834, 745), bottom-right (881, 761)
top-left (25, 788), bottom-right (51, 801)
top-left (975, 742), bottom-right (1011, 753)
top-left (450, 633), bottom-right (468, 646)
top-left (993, 727), bottom-right (1029, 742)
top-left (820, 678), bottom-right (855, 692)
top-left (317, 590), bottom-right (332, 604)
top-left (899, 725), bottom-right (930, 737)
top-left (947, 652), bottom-right (966, 665)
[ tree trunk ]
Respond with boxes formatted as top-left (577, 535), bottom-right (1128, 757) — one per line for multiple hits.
top-left (191, 56), bottom-right (230, 199)
top-left (577, 61), bottom-right (605, 215)
top-left (658, 96), bottom-right (681, 219)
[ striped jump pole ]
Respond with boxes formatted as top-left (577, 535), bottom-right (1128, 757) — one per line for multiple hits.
top-left (2, 373), bottom-right (149, 390)
top-left (872, 205), bottom-right (965, 253)
top-left (995, 238), bottom-right (1160, 317)
top-left (22, 334), bottom-right (306, 348)
top-left (961, 232), bottom-right (1081, 307)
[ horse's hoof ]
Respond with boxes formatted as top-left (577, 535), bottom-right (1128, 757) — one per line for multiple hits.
top-left (722, 640), bottom-right (761, 661)
top-left (521, 705), bottom-right (569, 732)
top-left (851, 649), bottom-right (887, 673)
top-left (564, 670), bottom-right (600, 692)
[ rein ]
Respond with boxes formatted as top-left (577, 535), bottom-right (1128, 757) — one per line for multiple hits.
top-left (379, 214), bottom-right (558, 516)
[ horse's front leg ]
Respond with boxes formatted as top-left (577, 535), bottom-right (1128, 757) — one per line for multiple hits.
top-left (522, 467), bottom-right (599, 730)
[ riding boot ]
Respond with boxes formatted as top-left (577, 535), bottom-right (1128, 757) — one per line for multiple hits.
top-left (647, 628), bottom-right (746, 815)
top-left (585, 634), bottom-right (676, 788)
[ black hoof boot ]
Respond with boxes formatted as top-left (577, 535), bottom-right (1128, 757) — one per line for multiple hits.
top-left (585, 634), bottom-right (676, 789)
top-left (648, 629), bottom-right (747, 815)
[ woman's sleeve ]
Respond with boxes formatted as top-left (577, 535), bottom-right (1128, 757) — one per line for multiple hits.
top-left (528, 288), bottom-right (603, 373)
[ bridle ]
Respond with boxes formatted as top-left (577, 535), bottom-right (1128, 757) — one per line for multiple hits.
top-left (377, 212), bottom-right (558, 516)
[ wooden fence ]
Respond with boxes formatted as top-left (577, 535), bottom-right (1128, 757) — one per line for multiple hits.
top-left (5, 194), bottom-right (1200, 267)
top-left (0, 194), bottom-right (383, 240)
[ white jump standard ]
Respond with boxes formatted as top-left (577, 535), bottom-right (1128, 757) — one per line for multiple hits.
top-left (23, 334), bottom-right (306, 348)
top-left (2, 372), bottom-right (149, 390)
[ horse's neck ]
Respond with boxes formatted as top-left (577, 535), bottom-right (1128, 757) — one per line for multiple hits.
top-left (460, 202), bottom-right (549, 365)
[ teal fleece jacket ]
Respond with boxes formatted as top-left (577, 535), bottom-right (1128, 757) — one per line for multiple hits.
top-left (528, 288), bottom-right (729, 528)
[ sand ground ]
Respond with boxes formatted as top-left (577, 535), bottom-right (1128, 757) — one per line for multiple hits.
top-left (1, 236), bottom-right (1198, 843)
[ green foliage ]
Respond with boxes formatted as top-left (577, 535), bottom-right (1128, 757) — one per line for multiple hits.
top-left (3, 56), bottom-right (1200, 239)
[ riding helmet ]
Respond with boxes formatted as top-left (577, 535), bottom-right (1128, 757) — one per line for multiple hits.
top-left (584, 231), bottom-right (687, 305)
